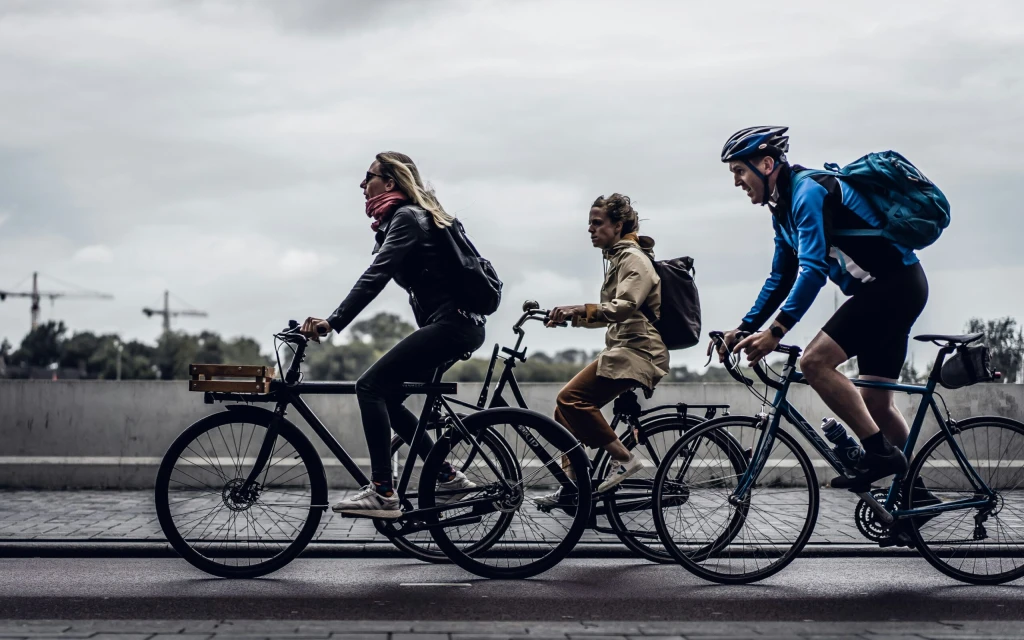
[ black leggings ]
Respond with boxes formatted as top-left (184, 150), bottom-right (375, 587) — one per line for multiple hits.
top-left (356, 318), bottom-right (486, 483)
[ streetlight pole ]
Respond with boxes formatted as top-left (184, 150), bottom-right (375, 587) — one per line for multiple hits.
top-left (116, 342), bottom-right (124, 381)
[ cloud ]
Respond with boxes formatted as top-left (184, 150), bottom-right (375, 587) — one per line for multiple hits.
top-left (0, 0), bottom-right (1022, 370)
top-left (73, 244), bottom-right (114, 263)
top-left (276, 249), bottom-right (337, 277)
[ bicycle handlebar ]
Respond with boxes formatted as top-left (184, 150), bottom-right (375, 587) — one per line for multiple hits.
top-left (707, 331), bottom-right (757, 387)
top-left (707, 330), bottom-right (802, 391)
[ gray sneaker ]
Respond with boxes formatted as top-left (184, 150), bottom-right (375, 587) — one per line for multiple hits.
top-left (331, 484), bottom-right (401, 519)
top-left (598, 454), bottom-right (644, 493)
top-left (533, 487), bottom-right (563, 508)
top-left (437, 470), bottom-right (477, 505)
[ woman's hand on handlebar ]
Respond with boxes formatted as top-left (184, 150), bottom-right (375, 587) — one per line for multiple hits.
top-left (300, 317), bottom-right (331, 343)
top-left (547, 305), bottom-right (584, 327)
top-left (733, 329), bottom-right (781, 364)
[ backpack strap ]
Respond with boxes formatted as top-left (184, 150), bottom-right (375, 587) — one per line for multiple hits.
top-left (622, 246), bottom-right (660, 325)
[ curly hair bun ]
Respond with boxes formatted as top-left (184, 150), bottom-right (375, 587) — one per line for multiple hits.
top-left (592, 193), bottom-right (639, 234)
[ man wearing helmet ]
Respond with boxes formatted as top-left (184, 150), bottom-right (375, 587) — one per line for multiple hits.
top-left (713, 126), bottom-right (930, 491)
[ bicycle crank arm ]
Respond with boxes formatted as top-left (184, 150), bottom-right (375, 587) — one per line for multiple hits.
top-left (856, 491), bottom-right (894, 525)
top-left (398, 514), bottom-right (484, 535)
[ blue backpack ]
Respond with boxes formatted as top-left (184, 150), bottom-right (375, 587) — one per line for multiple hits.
top-left (801, 151), bottom-right (950, 250)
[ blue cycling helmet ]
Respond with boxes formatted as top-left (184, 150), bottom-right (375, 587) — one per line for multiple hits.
top-left (721, 126), bottom-right (790, 206)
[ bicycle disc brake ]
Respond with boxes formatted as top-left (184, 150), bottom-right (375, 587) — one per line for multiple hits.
top-left (855, 488), bottom-right (893, 543)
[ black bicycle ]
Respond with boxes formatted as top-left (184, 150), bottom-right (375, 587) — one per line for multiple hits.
top-left (435, 300), bottom-right (732, 563)
top-left (653, 330), bottom-right (1024, 585)
top-left (155, 321), bottom-right (593, 580)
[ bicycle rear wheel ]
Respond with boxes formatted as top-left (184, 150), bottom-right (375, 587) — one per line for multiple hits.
top-left (421, 408), bottom-right (592, 579)
top-left (906, 416), bottom-right (1024, 585)
top-left (601, 413), bottom-right (704, 563)
top-left (652, 415), bottom-right (818, 584)
top-left (155, 408), bottom-right (327, 578)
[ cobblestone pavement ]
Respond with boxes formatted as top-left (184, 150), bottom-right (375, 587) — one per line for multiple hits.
top-left (0, 620), bottom-right (1020, 640)
top-left (0, 490), bottom-right (868, 545)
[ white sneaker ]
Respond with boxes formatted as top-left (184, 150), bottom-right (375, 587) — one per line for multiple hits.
top-left (437, 470), bottom-right (477, 505)
top-left (533, 487), bottom-right (563, 508)
top-left (598, 454), bottom-right (644, 493)
top-left (331, 484), bottom-right (402, 519)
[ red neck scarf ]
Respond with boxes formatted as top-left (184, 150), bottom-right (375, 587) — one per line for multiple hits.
top-left (365, 191), bottom-right (409, 231)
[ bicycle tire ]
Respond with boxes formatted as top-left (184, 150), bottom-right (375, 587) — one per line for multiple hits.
top-left (599, 413), bottom-right (706, 563)
top-left (653, 415), bottom-right (819, 584)
top-left (155, 407), bottom-right (327, 578)
top-left (377, 427), bottom-right (518, 564)
top-left (420, 408), bottom-right (592, 579)
top-left (905, 416), bottom-right (1024, 585)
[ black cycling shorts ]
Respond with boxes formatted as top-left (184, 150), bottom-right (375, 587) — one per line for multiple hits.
top-left (821, 261), bottom-right (928, 379)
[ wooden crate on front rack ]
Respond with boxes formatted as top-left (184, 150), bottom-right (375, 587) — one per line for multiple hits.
top-left (188, 364), bottom-right (276, 394)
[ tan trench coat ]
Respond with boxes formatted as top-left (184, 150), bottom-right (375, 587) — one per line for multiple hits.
top-left (573, 236), bottom-right (670, 390)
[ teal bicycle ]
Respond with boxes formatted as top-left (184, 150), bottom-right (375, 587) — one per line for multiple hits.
top-left (652, 330), bottom-right (1024, 585)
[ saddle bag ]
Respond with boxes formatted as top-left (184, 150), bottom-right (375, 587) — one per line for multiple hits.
top-left (940, 344), bottom-right (994, 389)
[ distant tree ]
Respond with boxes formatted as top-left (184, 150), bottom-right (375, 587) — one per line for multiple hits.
top-left (301, 312), bottom-right (415, 381)
top-left (900, 359), bottom-right (927, 385)
top-left (350, 313), bottom-right (414, 351)
top-left (965, 317), bottom-right (1024, 383)
top-left (10, 321), bottom-right (66, 367)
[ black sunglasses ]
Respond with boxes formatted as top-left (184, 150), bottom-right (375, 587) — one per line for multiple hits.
top-left (365, 171), bottom-right (387, 183)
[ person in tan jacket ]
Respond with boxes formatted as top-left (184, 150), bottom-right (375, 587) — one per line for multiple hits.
top-left (540, 194), bottom-right (670, 501)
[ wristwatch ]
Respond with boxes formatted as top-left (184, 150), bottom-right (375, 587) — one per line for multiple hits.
top-left (770, 325), bottom-right (786, 340)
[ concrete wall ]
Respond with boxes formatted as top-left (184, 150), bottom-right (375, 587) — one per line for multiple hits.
top-left (1, 379), bottom-right (1022, 488)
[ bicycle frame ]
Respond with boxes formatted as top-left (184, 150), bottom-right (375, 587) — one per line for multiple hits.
top-left (447, 312), bottom-right (729, 530)
top-left (202, 345), bottom-right (518, 532)
top-left (732, 345), bottom-right (997, 524)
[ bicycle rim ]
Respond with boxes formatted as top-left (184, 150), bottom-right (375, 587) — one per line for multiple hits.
top-left (907, 417), bottom-right (1024, 584)
top-left (602, 414), bottom-right (703, 563)
top-left (155, 410), bottom-right (326, 578)
top-left (423, 408), bottom-right (592, 579)
top-left (654, 416), bottom-right (818, 584)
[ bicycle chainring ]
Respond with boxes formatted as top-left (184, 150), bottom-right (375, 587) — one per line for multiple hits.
top-left (854, 488), bottom-right (893, 543)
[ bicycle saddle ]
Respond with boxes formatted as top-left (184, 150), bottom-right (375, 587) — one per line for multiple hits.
top-left (913, 332), bottom-right (983, 345)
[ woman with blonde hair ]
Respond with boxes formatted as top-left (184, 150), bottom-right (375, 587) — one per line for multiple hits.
top-left (301, 152), bottom-right (484, 518)
top-left (540, 194), bottom-right (669, 502)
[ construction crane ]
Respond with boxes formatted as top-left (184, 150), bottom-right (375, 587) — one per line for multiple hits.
top-left (142, 290), bottom-right (208, 333)
top-left (0, 272), bottom-right (114, 331)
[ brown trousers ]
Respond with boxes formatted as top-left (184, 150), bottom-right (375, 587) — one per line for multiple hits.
top-left (553, 360), bottom-right (635, 448)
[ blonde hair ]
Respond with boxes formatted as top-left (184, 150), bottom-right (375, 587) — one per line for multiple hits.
top-left (376, 152), bottom-right (454, 228)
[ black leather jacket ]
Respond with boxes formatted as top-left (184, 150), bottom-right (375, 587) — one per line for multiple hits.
top-left (327, 205), bottom-right (484, 332)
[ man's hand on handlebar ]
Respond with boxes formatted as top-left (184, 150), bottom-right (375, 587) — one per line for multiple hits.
top-left (547, 305), bottom-right (584, 327)
top-left (707, 328), bottom-right (742, 363)
top-left (299, 317), bottom-right (331, 343)
top-left (733, 328), bottom-right (781, 364)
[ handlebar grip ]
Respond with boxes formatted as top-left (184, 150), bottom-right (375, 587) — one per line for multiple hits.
top-left (708, 331), bottom-right (755, 387)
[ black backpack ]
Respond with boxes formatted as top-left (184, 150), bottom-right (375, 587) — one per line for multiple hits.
top-left (635, 250), bottom-right (701, 350)
top-left (444, 218), bottom-right (503, 315)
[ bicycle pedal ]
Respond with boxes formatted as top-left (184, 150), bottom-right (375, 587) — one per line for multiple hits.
top-left (877, 532), bottom-right (914, 548)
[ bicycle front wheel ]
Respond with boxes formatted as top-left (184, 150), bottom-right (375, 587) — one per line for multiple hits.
top-left (377, 427), bottom-right (516, 564)
top-left (653, 415), bottom-right (819, 584)
top-left (420, 408), bottom-right (592, 579)
top-left (906, 416), bottom-right (1024, 585)
top-left (154, 408), bottom-right (327, 578)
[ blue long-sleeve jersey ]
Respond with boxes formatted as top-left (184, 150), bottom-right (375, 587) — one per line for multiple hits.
top-left (739, 164), bottom-right (919, 332)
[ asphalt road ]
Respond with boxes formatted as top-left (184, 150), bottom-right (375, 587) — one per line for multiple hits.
top-left (0, 557), bottom-right (1021, 621)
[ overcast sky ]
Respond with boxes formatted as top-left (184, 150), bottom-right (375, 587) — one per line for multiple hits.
top-left (1, 0), bottom-right (1022, 371)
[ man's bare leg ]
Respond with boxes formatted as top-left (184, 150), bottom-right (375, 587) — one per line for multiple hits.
top-left (799, 331), bottom-right (907, 488)
top-left (859, 378), bottom-right (910, 449)
top-left (800, 332), bottom-right (881, 439)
